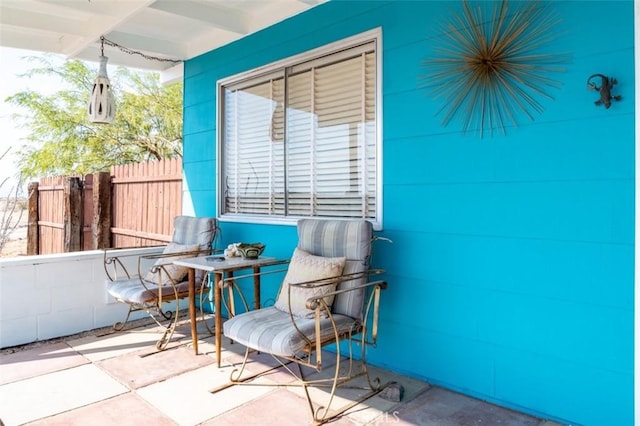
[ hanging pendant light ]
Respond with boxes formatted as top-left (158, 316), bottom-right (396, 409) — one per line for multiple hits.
top-left (87, 36), bottom-right (116, 124)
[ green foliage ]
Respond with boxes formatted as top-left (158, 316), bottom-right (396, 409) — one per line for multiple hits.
top-left (6, 55), bottom-right (183, 180)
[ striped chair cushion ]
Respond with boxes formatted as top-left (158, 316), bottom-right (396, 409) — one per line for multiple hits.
top-left (296, 220), bottom-right (373, 319)
top-left (173, 216), bottom-right (217, 249)
top-left (105, 216), bottom-right (216, 307)
top-left (106, 277), bottom-right (190, 305)
top-left (173, 216), bottom-right (217, 282)
top-left (223, 307), bottom-right (358, 358)
top-left (144, 242), bottom-right (200, 285)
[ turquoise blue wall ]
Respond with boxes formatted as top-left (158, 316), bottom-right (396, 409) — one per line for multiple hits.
top-left (183, 1), bottom-right (634, 424)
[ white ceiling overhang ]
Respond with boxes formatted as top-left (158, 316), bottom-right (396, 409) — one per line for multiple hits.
top-left (0, 0), bottom-right (326, 80)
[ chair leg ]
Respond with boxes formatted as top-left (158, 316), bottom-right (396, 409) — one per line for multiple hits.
top-left (155, 298), bottom-right (180, 350)
top-left (298, 349), bottom-right (345, 424)
top-left (156, 285), bottom-right (217, 351)
top-left (230, 346), bottom-right (252, 383)
top-left (159, 308), bottom-right (172, 321)
top-left (299, 362), bottom-right (317, 419)
top-left (301, 342), bottom-right (386, 425)
top-left (358, 331), bottom-right (382, 392)
top-left (113, 301), bottom-right (178, 350)
top-left (112, 305), bottom-right (134, 331)
top-left (210, 344), bottom-right (386, 425)
top-left (209, 346), bottom-right (284, 393)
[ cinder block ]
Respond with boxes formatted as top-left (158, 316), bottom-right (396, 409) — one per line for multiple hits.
top-left (37, 307), bottom-right (94, 340)
top-left (0, 316), bottom-right (37, 348)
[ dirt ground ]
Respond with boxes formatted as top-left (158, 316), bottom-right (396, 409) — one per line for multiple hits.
top-left (0, 199), bottom-right (28, 258)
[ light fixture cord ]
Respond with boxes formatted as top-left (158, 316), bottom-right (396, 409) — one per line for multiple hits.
top-left (100, 36), bottom-right (104, 57)
top-left (100, 36), bottom-right (181, 64)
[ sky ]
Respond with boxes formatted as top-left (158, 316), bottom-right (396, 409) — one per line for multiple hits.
top-left (0, 46), bottom-right (64, 197)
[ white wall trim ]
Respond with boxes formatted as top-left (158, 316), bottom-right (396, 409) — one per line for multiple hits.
top-left (634, 1), bottom-right (639, 424)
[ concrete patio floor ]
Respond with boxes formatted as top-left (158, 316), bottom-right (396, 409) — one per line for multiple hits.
top-left (0, 317), bottom-right (563, 426)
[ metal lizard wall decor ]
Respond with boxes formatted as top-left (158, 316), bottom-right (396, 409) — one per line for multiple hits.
top-left (587, 74), bottom-right (621, 108)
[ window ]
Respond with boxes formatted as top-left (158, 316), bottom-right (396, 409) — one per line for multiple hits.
top-left (218, 30), bottom-right (381, 228)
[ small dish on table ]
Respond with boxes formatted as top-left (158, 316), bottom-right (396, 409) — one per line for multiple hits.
top-left (236, 243), bottom-right (265, 259)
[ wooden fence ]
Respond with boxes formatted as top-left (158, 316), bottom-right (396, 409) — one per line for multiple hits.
top-left (27, 158), bottom-right (182, 255)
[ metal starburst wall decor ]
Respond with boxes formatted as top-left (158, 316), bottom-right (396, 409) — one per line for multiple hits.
top-left (421, 0), bottom-right (569, 137)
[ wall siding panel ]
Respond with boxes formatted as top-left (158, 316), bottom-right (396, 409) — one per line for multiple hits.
top-left (182, 1), bottom-right (634, 424)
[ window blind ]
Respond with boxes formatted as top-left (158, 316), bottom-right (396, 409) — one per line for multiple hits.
top-left (221, 37), bottom-right (378, 222)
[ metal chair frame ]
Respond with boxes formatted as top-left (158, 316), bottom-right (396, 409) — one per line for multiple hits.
top-left (104, 248), bottom-right (216, 349)
top-left (103, 216), bottom-right (219, 350)
top-left (215, 264), bottom-right (387, 424)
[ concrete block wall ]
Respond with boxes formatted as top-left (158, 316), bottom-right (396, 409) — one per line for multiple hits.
top-left (0, 248), bottom-right (164, 348)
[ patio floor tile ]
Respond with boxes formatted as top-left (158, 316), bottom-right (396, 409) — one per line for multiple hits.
top-left (280, 362), bottom-right (430, 425)
top-left (0, 364), bottom-right (127, 425)
top-left (0, 342), bottom-right (89, 385)
top-left (25, 393), bottom-right (175, 426)
top-left (201, 388), bottom-right (313, 425)
top-left (0, 321), bottom-right (562, 426)
top-left (393, 386), bottom-right (540, 426)
top-left (66, 323), bottom-right (189, 362)
top-left (136, 364), bottom-right (275, 425)
top-left (96, 344), bottom-right (215, 389)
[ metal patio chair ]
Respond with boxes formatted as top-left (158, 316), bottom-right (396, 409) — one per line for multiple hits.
top-left (217, 219), bottom-right (388, 424)
top-left (104, 215), bottom-right (218, 350)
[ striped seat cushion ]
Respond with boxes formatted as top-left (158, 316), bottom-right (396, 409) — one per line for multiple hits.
top-left (223, 307), bottom-right (358, 358)
top-left (106, 277), bottom-right (190, 305)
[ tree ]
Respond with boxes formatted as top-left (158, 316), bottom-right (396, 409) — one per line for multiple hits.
top-left (6, 55), bottom-right (183, 180)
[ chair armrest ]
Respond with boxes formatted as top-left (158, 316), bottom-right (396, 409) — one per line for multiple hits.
top-left (141, 247), bottom-right (216, 292)
top-left (103, 246), bottom-right (165, 281)
top-left (288, 268), bottom-right (385, 291)
top-left (304, 278), bottom-right (387, 311)
top-left (304, 275), bottom-right (387, 350)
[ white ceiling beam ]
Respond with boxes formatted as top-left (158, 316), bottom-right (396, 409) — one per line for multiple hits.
top-left (149, 0), bottom-right (249, 35)
top-left (183, 28), bottom-right (243, 60)
top-left (64, 0), bottom-right (157, 58)
top-left (247, 1), bottom-right (312, 34)
top-left (160, 62), bottom-right (185, 85)
top-left (103, 30), bottom-right (185, 60)
top-left (0, 26), bottom-right (73, 55)
top-left (76, 45), bottom-right (172, 71)
top-left (2, 0), bottom-right (92, 20)
top-left (0, 7), bottom-right (86, 36)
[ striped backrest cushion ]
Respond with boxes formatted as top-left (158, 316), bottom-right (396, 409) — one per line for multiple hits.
top-left (296, 219), bottom-right (372, 319)
top-left (172, 216), bottom-right (217, 282)
top-left (173, 216), bottom-right (217, 251)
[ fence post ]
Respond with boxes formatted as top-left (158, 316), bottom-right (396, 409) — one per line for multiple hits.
top-left (27, 182), bottom-right (39, 255)
top-left (92, 172), bottom-right (112, 249)
top-left (63, 177), bottom-right (82, 252)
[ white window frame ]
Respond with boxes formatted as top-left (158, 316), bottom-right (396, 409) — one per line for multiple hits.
top-left (216, 28), bottom-right (383, 230)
